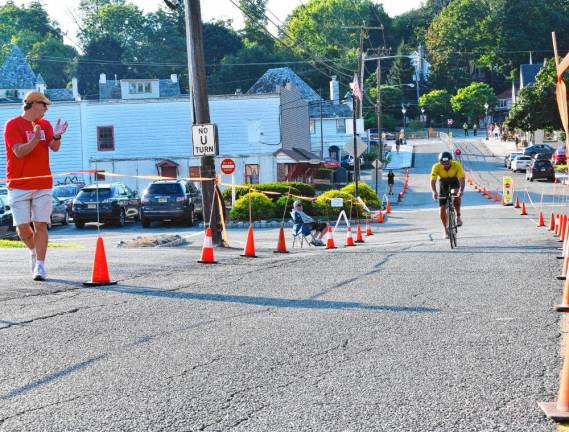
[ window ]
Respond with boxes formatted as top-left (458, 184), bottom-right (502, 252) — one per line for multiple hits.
top-left (245, 164), bottom-right (259, 184)
top-left (309, 120), bottom-right (316, 134)
top-left (336, 119), bottom-right (346, 133)
top-left (189, 166), bottom-right (201, 179)
top-left (128, 82), bottom-right (152, 94)
top-left (97, 126), bottom-right (115, 151)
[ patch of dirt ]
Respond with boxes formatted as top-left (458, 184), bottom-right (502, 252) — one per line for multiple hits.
top-left (117, 234), bottom-right (186, 248)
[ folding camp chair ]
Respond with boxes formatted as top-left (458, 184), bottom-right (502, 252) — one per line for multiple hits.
top-left (290, 210), bottom-right (315, 248)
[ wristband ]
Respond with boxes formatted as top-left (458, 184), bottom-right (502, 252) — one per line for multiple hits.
top-left (54, 135), bottom-right (61, 140)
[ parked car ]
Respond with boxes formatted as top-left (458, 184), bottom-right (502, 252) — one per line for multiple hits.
top-left (552, 146), bottom-right (567, 165)
top-left (0, 195), bottom-right (16, 239)
top-left (504, 151), bottom-right (523, 168)
top-left (510, 155), bottom-right (532, 172)
top-left (52, 183), bottom-right (84, 223)
top-left (524, 144), bottom-right (555, 158)
top-left (49, 196), bottom-right (68, 228)
top-left (341, 155), bottom-right (364, 169)
top-left (526, 159), bottom-right (555, 182)
top-left (72, 183), bottom-right (140, 229)
top-left (0, 187), bottom-right (7, 196)
top-left (140, 179), bottom-right (202, 227)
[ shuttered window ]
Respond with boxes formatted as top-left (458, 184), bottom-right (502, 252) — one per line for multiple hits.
top-left (97, 126), bottom-right (115, 151)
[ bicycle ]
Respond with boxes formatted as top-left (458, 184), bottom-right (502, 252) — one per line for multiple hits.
top-left (442, 190), bottom-right (458, 248)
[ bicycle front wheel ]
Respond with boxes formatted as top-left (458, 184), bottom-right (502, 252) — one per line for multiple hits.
top-left (447, 205), bottom-right (458, 248)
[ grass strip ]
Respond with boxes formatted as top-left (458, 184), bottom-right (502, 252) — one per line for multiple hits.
top-left (0, 240), bottom-right (81, 249)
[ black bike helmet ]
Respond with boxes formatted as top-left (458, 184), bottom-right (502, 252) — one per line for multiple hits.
top-left (438, 151), bottom-right (453, 162)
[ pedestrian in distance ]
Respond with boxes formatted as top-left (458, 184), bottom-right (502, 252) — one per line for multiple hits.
top-left (473, 123), bottom-right (477, 136)
top-left (3, 91), bottom-right (69, 281)
top-left (387, 170), bottom-right (395, 195)
top-left (463, 122), bottom-right (469, 137)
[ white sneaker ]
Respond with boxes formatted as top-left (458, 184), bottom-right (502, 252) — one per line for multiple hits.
top-left (33, 264), bottom-right (46, 281)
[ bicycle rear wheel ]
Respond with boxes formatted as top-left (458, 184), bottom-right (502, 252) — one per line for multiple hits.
top-left (447, 204), bottom-right (458, 248)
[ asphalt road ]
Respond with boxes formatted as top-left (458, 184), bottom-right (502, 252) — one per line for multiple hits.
top-left (0, 137), bottom-right (567, 431)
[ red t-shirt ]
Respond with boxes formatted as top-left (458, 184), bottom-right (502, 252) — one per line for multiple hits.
top-left (4, 116), bottom-right (53, 190)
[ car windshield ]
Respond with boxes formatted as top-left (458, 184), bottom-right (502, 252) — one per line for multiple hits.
top-left (77, 188), bottom-right (112, 201)
top-left (534, 161), bottom-right (551, 167)
top-left (146, 183), bottom-right (183, 195)
top-left (53, 186), bottom-right (78, 197)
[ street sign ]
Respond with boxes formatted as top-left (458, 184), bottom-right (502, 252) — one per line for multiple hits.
top-left (502, 176), bottom-right (514, 205)
top-left (192, 123), bottom-right (218, 156)
top-left (220, 158), bottom-right (236, 175)
top-left (447, 119), bottom-right (454, 125)
top-left (372, 159), bottom-right (383, 169)
top-left (331, 198), bottom-right (344, 208)
top-left (343, 136), bottom-right (367, 157)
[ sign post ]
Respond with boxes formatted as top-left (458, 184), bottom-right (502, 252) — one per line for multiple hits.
top-left (502, 176), bottom-right (514, 205)
top-left (220, 158), bottom-right (236, 207)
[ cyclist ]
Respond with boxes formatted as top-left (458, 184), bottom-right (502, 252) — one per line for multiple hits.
top-left (431, 151), bottom-right (465, 238)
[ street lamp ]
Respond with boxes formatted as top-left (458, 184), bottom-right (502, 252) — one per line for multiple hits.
top-left (484, 102), bottom-right (489, 139)
top-left (401, 106), bottom-right (407, 129)
top-left (421, 107), bottom-right (426, 138)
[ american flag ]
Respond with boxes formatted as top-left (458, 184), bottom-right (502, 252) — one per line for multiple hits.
top-left (351, 73), bottom-right (362, 101)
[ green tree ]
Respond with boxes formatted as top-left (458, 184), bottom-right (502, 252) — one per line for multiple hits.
top-left (28, 37), bottom-right (78, 88)
top-left (450, 82), bottom-right (497, 122)
top-left (419, 89), bottom-right (451, 125)
top-left (505, 59), bottom-right (564, 132)
top-left (239, 0), bottom-right (272, 47)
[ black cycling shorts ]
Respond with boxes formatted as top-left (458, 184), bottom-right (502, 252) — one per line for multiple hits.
top-left (438, 178), bottom-right (460, 207)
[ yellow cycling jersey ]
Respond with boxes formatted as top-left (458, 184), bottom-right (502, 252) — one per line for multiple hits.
top-left (431, 160), bottom-right (465, 181)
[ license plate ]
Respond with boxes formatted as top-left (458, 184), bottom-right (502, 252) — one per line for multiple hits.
top-left (158, 197), bottom-right (167, 203)
top-left (87, 204), bottom-right (96, 209)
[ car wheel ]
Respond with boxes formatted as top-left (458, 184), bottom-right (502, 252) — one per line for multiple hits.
top-left (75, 220), bottom-right (85, 229)
top-left (141, 217), bottom-right (150, 228)
top-left (116, 209), bottom-right (126, 227)
top-left (186, 209), bottom-right (194, 227)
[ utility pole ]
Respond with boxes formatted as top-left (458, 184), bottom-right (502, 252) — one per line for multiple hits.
top-left (319, 90), bottom-right (324, 160)
top-left (183, 0), bottom-right (221, 244)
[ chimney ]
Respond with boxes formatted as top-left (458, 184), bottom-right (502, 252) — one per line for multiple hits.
top-left (99, 73), bottom-right (106, 84)
top-left (330, 75), bottom-right (339, 104)
top-left (235, 88), bottom-right (242, 95)
top-left (72, 77), bottom-right (80, 100)
top-left (170, 73), bottom-right (178, 83)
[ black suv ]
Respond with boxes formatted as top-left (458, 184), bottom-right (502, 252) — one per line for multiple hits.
top-left (72, 183), bottom-right (140, 228)
top-left (53, 183), bottom-right (84, 223)
top-left (140, 179), bottom-right (202, 227)
top-left (526, 159), bottom-right (555, 182)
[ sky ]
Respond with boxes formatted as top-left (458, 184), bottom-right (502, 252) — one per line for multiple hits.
top-left (5, 0), bottom-right (423, 49)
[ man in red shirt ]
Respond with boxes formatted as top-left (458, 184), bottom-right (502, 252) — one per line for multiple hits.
top-left (4, 91), bottom-right (68, 281)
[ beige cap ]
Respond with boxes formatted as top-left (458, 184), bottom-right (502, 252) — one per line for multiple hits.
top-left (23, 91), bottom-right (51, 105)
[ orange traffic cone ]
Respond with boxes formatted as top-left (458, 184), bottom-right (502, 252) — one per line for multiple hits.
top-left (366, 220), bottom-right (373, 236)
top-left (520, 202), bottom-right (527, 216)
top-left (273, 225), bottom-right (289, 254)
top-left (355, 223), bottom-right (365, 243)
top-left (538, 210), bottom-right (545, 227)
top-left (83, 236), bottom-right (117, 286)
top-left (325, 226), bottom-right (337, 249)
top-left (198, 227), bottom-right (218, 263)
top-left (561, 215), bottom-right (568, 243)
top-left (487, 191), bottom-right (493, 200)
top-left (345, 226), bottom-right (355, 247)
top-left (514, 195), bottom-right (520, 209)
top-left (378, 210), bottom-right (385, 223)
top-left (550, 213), bottom-right (556, 231)
top-left (556, 214), bottom-right (562, 237)
top-left (494, 191), bottom-right (500, 202)
top-left (557, 277), bottom-right (569, 312)
top-left (241, 225), bottom-right (258, 257)
top-left (386, 200), bottom-right (392, 214)
top-left (539, 343), bottom-right (569, 420)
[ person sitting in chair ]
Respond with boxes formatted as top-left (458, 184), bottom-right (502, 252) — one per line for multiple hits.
top-left (292, 200), bottom-right (327, 246)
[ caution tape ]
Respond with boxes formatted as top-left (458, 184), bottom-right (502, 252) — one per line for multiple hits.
top-left (0, 169), bottom-right (97, 183)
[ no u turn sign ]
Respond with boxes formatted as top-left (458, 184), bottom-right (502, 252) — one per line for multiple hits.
top-left (192, 123), bottom-right (219, 156)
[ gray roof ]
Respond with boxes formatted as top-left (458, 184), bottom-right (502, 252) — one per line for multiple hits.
top-left (308, 100), bottom-right (352, 119)
top-left (159, 79), bottom-right (181, 97)
top-left (45, 88), bottom-right (74, 101)
top-left (520, 64), bottom-right (542, 88)
top-left (0, 45), bottom-right (37, 89)
top-left (247, 67), bottom-right (321, 101)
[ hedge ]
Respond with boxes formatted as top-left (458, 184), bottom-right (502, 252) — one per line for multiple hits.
top-left (341, 182), bottom-right (381, 207)
top-left (222, 182), bottom-right (314, 202)
top-left (314, 190), bottom-right (366, 218)
top-left (229, 192), bottom-right (275, 221)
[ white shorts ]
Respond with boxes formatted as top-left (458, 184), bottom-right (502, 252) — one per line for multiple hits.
top-left (7, 189), bottom-right (52, 226)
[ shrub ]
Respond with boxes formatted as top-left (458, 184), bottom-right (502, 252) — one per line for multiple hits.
top-left (340, 182), bottom-right (381, 208)
top-left (274, 195), bottom-right (315, 220)
top-left (314, 189), bottom-right (366, 218)
top-left (284, 182), bottom-right (316, 197)
top-left (314, 168), bottom-right (334, 179)
top-left (222, 182), bottom-right (313, 202)
top-left (229, 192), bottom-right (275, 221)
